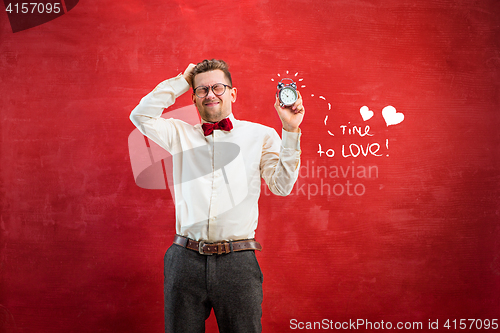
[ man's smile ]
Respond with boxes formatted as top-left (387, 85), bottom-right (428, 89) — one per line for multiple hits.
top-left (204, 100), bottom-right (220, 107)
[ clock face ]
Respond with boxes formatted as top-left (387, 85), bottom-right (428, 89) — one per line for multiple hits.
top-left (279, 87), bottom-right (298, 106)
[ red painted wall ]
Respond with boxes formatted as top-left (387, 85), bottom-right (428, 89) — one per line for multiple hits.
top-left (1, 0), bottom-right (499, 332)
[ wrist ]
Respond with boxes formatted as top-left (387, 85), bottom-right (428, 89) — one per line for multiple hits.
top-left (182, 74), bottom-right (191, 87)
top-left (283, 126), bottom-right (300, 133)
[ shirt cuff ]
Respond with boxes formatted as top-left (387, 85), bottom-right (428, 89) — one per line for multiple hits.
top-left (281, 128), bottom-right (301, 150)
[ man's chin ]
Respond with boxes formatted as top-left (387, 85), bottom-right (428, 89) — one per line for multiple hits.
top-left (203, 114), bottom-right (222, 123)
top-left (201, 110), bottom-right (227, 123)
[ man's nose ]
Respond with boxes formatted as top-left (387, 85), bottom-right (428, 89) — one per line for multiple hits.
top-left (206, 87), bottom-right (217, 98)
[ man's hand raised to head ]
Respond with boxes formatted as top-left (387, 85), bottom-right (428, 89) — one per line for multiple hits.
top-left (183, 63), bottom-right (197, 88)
top-left (274, 90), bottom-right (305, 133)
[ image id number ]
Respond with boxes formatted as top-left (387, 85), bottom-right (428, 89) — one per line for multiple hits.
top-left (5, 2), bottom-right (62, 14)
top-left (444, 319), bottom-right (498, 330)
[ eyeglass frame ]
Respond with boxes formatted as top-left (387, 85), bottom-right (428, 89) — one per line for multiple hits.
top-left (193, 83), bottom-right (233, 99)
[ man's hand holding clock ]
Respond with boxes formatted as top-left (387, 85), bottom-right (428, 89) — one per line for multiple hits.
top-left (275, 79), bottom-right (305, 133)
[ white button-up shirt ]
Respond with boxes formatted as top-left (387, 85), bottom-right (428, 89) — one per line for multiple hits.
top-left (130, 75), bottom-right (301, 242)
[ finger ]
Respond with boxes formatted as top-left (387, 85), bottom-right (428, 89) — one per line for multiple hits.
top-left (292, 100), bottom-right (302, 111)
top-left (291, 91), bottom-right (303, 111)
top-left (296, 90), bottom-right (303, 103)
top-left (294, 99), bottom-right (305, 114)
top-left (294, 105), bottom-right (304, 114)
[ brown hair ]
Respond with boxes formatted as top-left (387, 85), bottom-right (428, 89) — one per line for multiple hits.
top-left (190, 59), bottom-right (233, 87)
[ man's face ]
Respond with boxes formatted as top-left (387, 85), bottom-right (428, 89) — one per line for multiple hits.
top-left (192, 70), bottom-right (237, 123)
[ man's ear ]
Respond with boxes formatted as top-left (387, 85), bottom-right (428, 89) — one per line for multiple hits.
top-left (192, 93), bottom-right (196, 104)
top-left (231, 87), bottom-right (237, 103)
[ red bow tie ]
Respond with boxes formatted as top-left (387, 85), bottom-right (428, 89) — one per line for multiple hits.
top-left (202, 118), bottom-right (233, 136)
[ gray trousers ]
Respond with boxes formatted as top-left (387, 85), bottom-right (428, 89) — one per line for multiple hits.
top-left (164, 243), bottom-right (263, 333)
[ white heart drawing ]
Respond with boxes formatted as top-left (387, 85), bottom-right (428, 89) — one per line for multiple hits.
top-left (360, 106), bottom-right (374, 121)
top-left (382, 105), bottom-right (404, 126)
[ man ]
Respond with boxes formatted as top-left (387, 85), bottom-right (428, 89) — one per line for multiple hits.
top-left (130, 59), bottom-right (304, 333)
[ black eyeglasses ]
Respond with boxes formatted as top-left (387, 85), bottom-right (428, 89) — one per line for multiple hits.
top-left (193, 83), bottom-right (232, 98)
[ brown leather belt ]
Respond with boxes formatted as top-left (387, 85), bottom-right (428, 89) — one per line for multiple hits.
top-left (173, 234), bottom-right (262, 255)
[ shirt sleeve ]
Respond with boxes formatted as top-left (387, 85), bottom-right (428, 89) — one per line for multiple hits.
top-left (260, 128), bottom-right (302, 196)
top-left (129, 74), bottom-right (191, 152)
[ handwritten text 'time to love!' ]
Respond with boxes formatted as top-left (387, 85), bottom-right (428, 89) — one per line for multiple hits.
top-left (317, 124), bottom-right (390, 158)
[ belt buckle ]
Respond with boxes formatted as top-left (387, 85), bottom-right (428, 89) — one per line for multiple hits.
top-left (198, 241), bottom-right (212, 255)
